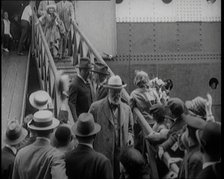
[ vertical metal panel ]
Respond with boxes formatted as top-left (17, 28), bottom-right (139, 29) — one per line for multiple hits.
top-left (178, 23), bottom-right (201, 52)
top-left (201, 22), bottom-right (221, 52)
top-left (154, 23), bottom-right (177, 53)
top-left (131, 23), bottom-right (155, 53)
top-left (117, 23), bottom-right (131, 54)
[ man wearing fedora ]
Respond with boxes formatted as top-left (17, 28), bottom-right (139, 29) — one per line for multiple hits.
top-left (68, 57), bottom-right (93, 122)
top-left (89, 75), bottom-right (134, 179)
top-left (12, 110), bottom-right (68, 179)
top-left (196, 121), bottom-right (221, 179)
top-left (2, 120), bottom-right (28, 179)
top-left (91, 62), bottom-right (110, 101)
top-left (65, 113), bottom-right (113, 179)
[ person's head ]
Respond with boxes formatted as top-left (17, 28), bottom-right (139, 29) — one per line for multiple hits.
top-left (196, 121), bottom-right (221, 162)
top-left (77, 58), bottom-right (92, 80)
top-left (13, 14), bottom-right (19, 21)
top-left (104, 75), bottom-right (127, 105)
top-left (150, 104), bottom-right (166, 124)
top-left (29, 90), bottom-right (52, 110)
top-left (164, 79), bottom-right (173, 92)
top-left (167, 97), bottom-right (185, 120)
top-left (92, 62), bottom-right (110, 84)
top-left (27, 110), bottom-right (60, 138)
top-left (72, 113), bottom-right (101, 144)
top-left (53, 124), bottom-right (73, 147)
top-left (46, 4), bottom-right (56, 14)
top-left (3, 11), bottom-right (8, 19)
top-left (57, 72), bottom-right (70, 100)
top-left (185, 96), bottom-right (207, 119)
top-left (119, 147), bottom-right (147, 179)
top-left (134, 70), bottom-right (150, 88)
top-left (29, 0), bottom-right (36, 7)
top-left (4, 119), bottom-right (28, 148)
top-left (209, 78), bottom-right (219, 89)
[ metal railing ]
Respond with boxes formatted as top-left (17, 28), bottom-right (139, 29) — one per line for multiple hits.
top-left (31, 11), bottom-right (179, 178)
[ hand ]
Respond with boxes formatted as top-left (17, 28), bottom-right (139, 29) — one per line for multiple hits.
top-left (167, 157), bottom-right (183, 167)
top-left (205, 93), bottom-right (212, 112)
top-left (127, 134), bottom-right (134, 146)
top-left (158, 146), bottom-right (164, 159)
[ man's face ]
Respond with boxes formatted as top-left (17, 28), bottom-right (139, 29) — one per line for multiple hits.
top-left (48, 7), bottom-right (55, 14)
top-left (108, 88), bottom-right (122, 104)
top-left (80, 68), bottom-right (90, 80)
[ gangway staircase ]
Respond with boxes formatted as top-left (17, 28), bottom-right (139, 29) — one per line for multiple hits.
top-left (31, 11), bottom-right (179, 179)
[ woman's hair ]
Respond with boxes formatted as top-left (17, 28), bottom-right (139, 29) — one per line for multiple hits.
top-left (133, 70), bottom-right (150, 88)
top-left (119, 147), bottom-right (147, 179)
top-left (164, 79), bottom-right (173, 91)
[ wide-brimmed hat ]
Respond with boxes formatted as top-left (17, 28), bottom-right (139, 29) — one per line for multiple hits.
top-left (4, 120), bottom-right (28, 145)
top-left (103, 75), bottom-right (127, 89)
top-left (91, 62), bottom-right (110, 75)
top-left (28, 110), bottom-right (59, 131)
top-left (185, 97), bottom-right (206, 117)
top-left (72, 113), bottom-right (101, 137)
top-left (76, 58), bottom-right (92, 69)
top-left (196, 121), bottom-right (221, 156)
top-left (134, 70), bottom-right (149, 87)
top-left (167, 98), bottom-right (185, 118)
top-left (29, 90), bottom-right (52, 110)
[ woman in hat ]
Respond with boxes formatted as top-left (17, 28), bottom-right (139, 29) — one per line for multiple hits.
top-left (38, 4), bottom-right (65, 59)
top-left (2, 119), bottom-right (28, 179)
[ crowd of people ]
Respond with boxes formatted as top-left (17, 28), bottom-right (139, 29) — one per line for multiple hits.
top-left (1, 55), bottom-right (221, 179)
top-left (1, 0), bottom-right (75, 59)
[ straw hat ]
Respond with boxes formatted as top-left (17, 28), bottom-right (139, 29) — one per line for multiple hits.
top-left (4, 120), bottom-right (28, 145)
top-left (27, 110), bottom-right (59, 131)
top-left (103, 75), bottom-right (127, 89)
top-left (72, 113), bottom-right (101, 137)
top-left (29, 90), bottom-right (52, 110)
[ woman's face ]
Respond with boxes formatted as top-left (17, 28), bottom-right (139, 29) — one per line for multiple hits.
top-left (48, 8), bottom-right (55, 14)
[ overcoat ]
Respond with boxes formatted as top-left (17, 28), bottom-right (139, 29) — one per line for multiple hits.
top-left (89, 97), bottom-right (134, 172)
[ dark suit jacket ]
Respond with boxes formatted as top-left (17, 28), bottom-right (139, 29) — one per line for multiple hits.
top-left (196, 162), bottom-right (221, 179)
top-left (1, 146), bottom-right (15, 179)
top-left (68, 75), bottom-right (92, 122)
top-left (65, 144), bottom-right (113, 179)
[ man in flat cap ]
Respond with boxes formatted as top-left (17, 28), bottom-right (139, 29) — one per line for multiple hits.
top-left (68, 57), bottom-right (93, 122)
top-left (89, 75), bottom-right (134, 179)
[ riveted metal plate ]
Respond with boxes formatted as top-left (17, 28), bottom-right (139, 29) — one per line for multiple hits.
top-left (117, 23), bottom-right (131, 54)
top-left (201, 22), bottom-right (221, 52)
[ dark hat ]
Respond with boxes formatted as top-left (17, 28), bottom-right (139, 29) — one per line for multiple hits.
top-left (4, 120), bottom-right (28, 145)
top-left (103, 75), bottom-right (127, 89)
top-left (54, 124), bottom-right (72, 146)
top-left (150, 104), bottom-right (166, 117)
top-left (167, 98), bottom-right (185, 118)
top-left (76, 58), bottom-right (92, 69)
top-left (28, 110), bottom-right (60, 131)
top-left (196, 121), bottom-right (221, 156)
top-left (72, 113), bottom-right (101, 137)
top-left (91, 62), bottom-right (110, 75)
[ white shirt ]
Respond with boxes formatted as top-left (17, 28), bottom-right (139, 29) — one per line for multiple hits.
top-left (3, 19), bottom-right (11, 35)
top-left (21, 5), bottom-right (33, 23)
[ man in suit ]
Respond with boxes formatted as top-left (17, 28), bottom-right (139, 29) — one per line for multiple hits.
top-left (1, 119), bottom-right (28, 179)
top-left (37, 0), bottom-right (56, 17)
top-left (68, 57), bottom-right (93, 122)
top-left (89, 75), bottom-right (134, 179)
top-left (196, 121), bottom-right (221, 179)
top-left (12, 110), bottom-right (67, 179)
top-left (56, 0), bottom-right (75, 58)
top-left (65, 113), bottom-right (113, 179)
top-left (91, 62), bottom-right (110, 101)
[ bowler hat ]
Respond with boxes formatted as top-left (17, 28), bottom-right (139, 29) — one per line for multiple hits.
top-left (29, 90), bottom-right (52, 110)
top-left (28, 110), bottom-right (60, 131)
top-left (54, 124), bottom-right (72, 146)
top-left (167, 98), bottom-right (185, 118)
top-left (103, 75), bottom-right (127, 89)
top-left (185, 97), bottom-right (206, 117)
top-left (196, 121), bottom-right (221, 156)
top-left (76, 58), bottom-right (92, 69)
top-left (72, 113), bottom-right (101, 137)
top-left (91, 62), bottom-right (110, 75)
top-left (4, 120), bottom-right (28, 145)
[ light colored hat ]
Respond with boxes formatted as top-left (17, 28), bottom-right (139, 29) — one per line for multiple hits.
top-left (4, 120), bottom-right (28, 145)
top-left (134, 71), bottom-right (149, 87)
top-left (72, 113), bottom-right (101, 137)
top-left (29, 90), bottom-right (52, 110)
top-left (28, 110), bottom-right (59, 131)
top-left (46, 4), bottom-right (56, 10)
top-left (185, 97), bottom-right (206, 117)
top-left (103, 75), bottom-right (127, 89)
